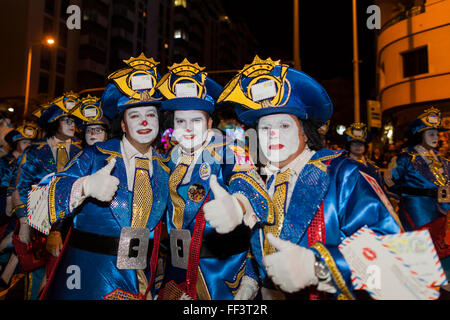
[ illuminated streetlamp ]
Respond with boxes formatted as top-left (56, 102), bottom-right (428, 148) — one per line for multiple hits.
top-left (23, 36), bottom-right (56, 120)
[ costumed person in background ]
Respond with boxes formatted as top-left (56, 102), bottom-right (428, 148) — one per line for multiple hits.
top-left (155, 59), bottom-right (269, 300)
top-left (206, 56), bottom-right (401, 300)
top-left (11, 92), bottom-right (82, 300)
top-left (343, 122), bottom-right (384, 186)
top-left (384, 107), bottom-right (450, 286)
top-left (0, 124), bottom-right (38, 296)
top-left (70, 95), bottom-right (110, 147)
top-left (40, 54), bottom-right (169, 300)
top-left (0, 112), bottom-right (13, 159)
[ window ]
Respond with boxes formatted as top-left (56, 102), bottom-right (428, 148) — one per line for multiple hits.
top-left (55, 76), bottom-right (65, 96)
top-left (38, 72), bottom-right (50, 94)
top-left (43, 17), bottom-right (54, 35)
top-left (402, 46), bottom-right (428, 77)
top-left (174, 29), bottom-right (188, 41)
top-left (40, 47), bottom-right (51, 71)
top-left (56, 49), bottom-right (66, 74)
top-left (174, 0), bottom-right (187, 8)
top-left (45, 0), bottom-right (55, 15)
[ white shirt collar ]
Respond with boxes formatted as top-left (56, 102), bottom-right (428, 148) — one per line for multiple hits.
top-left (265, 147), bottom-right (316, 180)
top-left (121, 135), bottom-right (153, 163)
top-left (173, 129), bottom-right (214, 164)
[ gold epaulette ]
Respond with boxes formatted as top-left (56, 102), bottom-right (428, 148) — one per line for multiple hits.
top-left (307, 153), bottom-right (342, 173)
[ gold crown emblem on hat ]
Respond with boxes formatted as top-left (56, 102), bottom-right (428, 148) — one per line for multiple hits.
top-left (217, 55), bottom-right (290, 110)
top-left (17, 123), bottom-right (38, 139)
top-left (419, 106), bottom-right (441, 130)
top-left (156, 58), bottom-right (207, 100)
top-left (108, 53), bottom-right (161, 104)
top-left (53, 91), bottom-right (80, 113)
top-left (346, 122), bottom-right (367, 140)
top-left (70, 95), bottom-right (102, 122)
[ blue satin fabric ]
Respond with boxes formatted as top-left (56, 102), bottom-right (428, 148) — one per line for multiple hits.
top-left (251, 149), bottom-right (400, 298)
top-left (44, 138), bottom-right (169, 300)
top-left (163, 133), bottom-right (269, 299)
top-left (14, 139), bottom-right (82, 218)
top-left (388, 147), bottom-right (450, 230)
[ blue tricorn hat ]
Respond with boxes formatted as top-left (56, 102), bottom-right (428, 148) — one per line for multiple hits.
top-left (156, 58), bottom-right (223, 115)
top-left (218, 56), bottom-right (333, 126)
top-left (36, 91), bottom-right (81, 127)
top-left (101, 53), bottom-right (163, 120)
top-left (344, 122), bottom-right (371, 144)
top-left (5, 123), bottom-right (39, 144)
top-left (405, 107), bottom-right (448, 139)
top-left (70, 95), bottom-right (110, 130)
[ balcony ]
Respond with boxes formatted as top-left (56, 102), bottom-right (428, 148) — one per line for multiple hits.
top-left (78, 58), bottom-right (106, 76)
top-left (80, 35), bottom-right (107, 51)
top-left (381, 5), bottom-right (425, 32)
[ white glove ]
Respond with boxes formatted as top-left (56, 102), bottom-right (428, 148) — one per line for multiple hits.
top-left (234, 275), bottom-right (259, 300)
top-left (18, 217), bottom-right (31, 244)
top-left (263, 233), bottom-right (318, 293)
top-left (203, 175), bottom-right (243, 234)
top-left (0, 232), bottom-right (12, 252)
top-left (5, 196), bottom-right (12, 217)
top-left (82, 158), bottom-right (119, 202)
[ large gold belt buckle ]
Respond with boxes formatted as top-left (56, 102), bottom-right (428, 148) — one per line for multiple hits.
top-left (438, 185), bottom-right (450, 203)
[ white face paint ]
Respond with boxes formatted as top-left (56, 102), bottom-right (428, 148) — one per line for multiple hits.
top-left (123, 106), bottom-right (159, 144)
top-left (422, 129), bottom-right (439, 149)
top-left (173, 110), bottom-right (209, 152)
top-left (59, 117), bottom-right (76, 138)
top-left (258, 114), bottom-right (301, 165)
top-left (85, 125), bottom-right (107, 146)
top-left (17, 139), bottom-right (31, 153)
top-left (350, 141), bottom-right (365, 157)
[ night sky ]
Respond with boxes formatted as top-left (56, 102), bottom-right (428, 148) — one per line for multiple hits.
top-left (221, 0), bottom-right (378, 128)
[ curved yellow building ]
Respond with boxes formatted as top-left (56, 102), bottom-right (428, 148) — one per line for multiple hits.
top-left (376, 0), bottom-right (450, 141)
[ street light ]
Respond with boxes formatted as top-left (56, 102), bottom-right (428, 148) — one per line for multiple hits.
top-left (23, 36), bottom-right (56, 121)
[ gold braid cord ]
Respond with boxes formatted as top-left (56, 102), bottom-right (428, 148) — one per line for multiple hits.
top-left (263, 169), bottom-right (291, 256)
top-left (131, 158), bottom-right (153, 229)
top-left (169, 155), bottom-right (193, 229)
top-left (311, 242), bottom-right (355, 300)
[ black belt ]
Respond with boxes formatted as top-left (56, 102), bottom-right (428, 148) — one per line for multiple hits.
top-left (401, 186), bottom-right (437, 198)
top-left (69, 228), bottom-right (154, 257)
top-left (192, 225), bottom-right (251, 259)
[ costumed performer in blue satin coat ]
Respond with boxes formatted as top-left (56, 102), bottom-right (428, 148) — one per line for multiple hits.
top-left (70, 95), bottom-right (110, 147)
top-left (12, 93), bottom-right (82, 299)
top-left (384, 107), bottom-right (450, 281)
top-left (41, 53), bottom-right (170, 300)
top-left (0, 124), bottom-right (38, 295)
top-left (205, 56), bottom-right (401, 300)
top-left (155, 59), bottom-right (271, 300)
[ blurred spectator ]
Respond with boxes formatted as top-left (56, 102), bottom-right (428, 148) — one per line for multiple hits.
top-left (371, 146), bottom-right (385, 168)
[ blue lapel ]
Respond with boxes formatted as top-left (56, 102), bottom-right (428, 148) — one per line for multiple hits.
top-left (280, 150), bottom-right (338, 245)
top-left (409, 147), bottom-right (441, 185)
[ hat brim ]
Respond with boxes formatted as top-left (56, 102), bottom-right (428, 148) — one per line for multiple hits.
top-left (236, 106), bottom-right (308, 126)
top-left (161, 97), bottom-right (214, 114)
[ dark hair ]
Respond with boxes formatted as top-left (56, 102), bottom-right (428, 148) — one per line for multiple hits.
top-left (44, 120), bottom-right (61, 138)
top-left (298, 118), bottom-right (324, 151)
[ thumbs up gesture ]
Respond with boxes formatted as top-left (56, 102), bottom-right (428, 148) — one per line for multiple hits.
top-left (82, 158), bottom-right (120, 202)
top-left (203, 175), bottom-right (244, 234)
top-left (263, 233), bottom-right (318, 293)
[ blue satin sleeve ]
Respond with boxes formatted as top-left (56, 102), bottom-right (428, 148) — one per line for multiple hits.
top-left (47, 148), bottom-right (96, 225)
top-left (222, 145), bottom-right (272, 283)
top-left (316, 159), bottom-right (401, 299)
top-left (15, 149), bottom-right (50, 218)
top-left (388, 153), bottom-right (410, 194)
